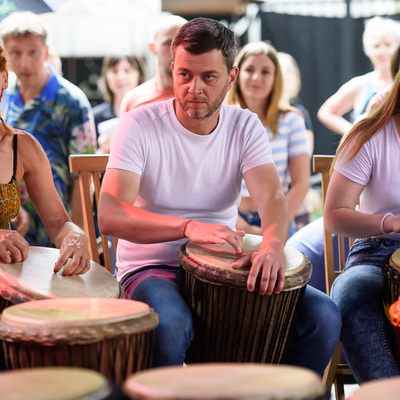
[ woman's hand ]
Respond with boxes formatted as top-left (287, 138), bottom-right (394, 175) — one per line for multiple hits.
top-left (54, 228), bottom-right (91, 276)
top-left (0, 229), bottom-right (29, 263)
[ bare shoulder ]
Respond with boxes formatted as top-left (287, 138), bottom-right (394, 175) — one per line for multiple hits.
top-left (15, 130), bottom-right (48, 175)
top-left (341, 74), bottom-right (368, 93)
top-left (15, 130), bottom-right (45, 154)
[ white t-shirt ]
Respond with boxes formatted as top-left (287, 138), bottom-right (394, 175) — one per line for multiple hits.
top-left (108, 98), bottom-right (274, 279)
top-left (335, 116), bottom-right (400, 240)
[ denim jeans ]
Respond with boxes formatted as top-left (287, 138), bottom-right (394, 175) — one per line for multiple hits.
top-left (287, 217), bottom-right (350, 293)
top-left (331, 237), bottom-right (400, 383)
top-left (239, 211), bottom-right (297, 239)
top-left (130, 269), bottom-right (341, 375)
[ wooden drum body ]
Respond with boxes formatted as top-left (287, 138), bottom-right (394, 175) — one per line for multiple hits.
top-left (123, 363), bottom-right (329, 400)
top-left (0, 246), bottom-right (122, 311)
top-left (0, 298), bottom-right (159, 384)
top-left (383, 248), bottom-right (400, 307)
top-left (179, 235), bottom-right (311, 364)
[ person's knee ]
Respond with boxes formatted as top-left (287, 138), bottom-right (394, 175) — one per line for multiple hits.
top-left (331, 266), bottom-right (383, 321)
top-left (299, 287), bottom-right (342, 345)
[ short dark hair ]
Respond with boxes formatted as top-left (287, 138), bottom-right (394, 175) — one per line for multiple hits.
top-left (171, 17), bottom-right (237, 71)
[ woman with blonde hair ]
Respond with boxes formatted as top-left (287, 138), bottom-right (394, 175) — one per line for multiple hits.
top-left (325, 64), bottom-right (400, 382)
top-left (227, 41), bottom-right (310, 238)
top-left (0, 44), bottom-right (90, 275)
top-left (318, 16), bottom-right (400, 136)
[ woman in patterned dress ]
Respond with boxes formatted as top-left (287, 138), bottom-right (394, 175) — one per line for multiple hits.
top-left (0, 44), bottom-right (90, 275)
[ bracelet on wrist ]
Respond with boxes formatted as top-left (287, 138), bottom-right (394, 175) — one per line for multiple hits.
top-left (381, 212), bottom-right (393, 235)
top-left (183, 219), bottom-right (193, 238)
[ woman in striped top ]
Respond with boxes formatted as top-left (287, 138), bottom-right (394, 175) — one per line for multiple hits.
top-left (227, 41), bottom-right (310, 238)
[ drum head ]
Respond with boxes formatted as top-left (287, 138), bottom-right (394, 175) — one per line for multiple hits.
top-left (0, 367), bottom-right (111, 400)
top-left (0, 247), bottom-right (121, 302)
top-left (349, 376), bottom-right (400, 400)
top-left (0, 298), bottom-right (159, 344)
top-left (180, 234), bottom-right (311, 290)
top-left (123, 363), bottom-right (327, 400)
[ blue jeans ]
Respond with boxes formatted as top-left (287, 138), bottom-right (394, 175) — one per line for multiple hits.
top-left (130, 270), bottom-right (341, 375)
top-left (239, 211), bottom-right (297, 239)
top-left (331, 238), bottom-right (400, 383)
top-left (287, 217), bottom-right (350, 293)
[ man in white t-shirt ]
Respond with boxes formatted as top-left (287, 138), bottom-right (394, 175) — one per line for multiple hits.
top-left (99, 18), bottom-right (341, 372)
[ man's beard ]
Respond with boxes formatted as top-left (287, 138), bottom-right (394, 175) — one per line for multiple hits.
top-left (176, 80), bottom-right (229, 120)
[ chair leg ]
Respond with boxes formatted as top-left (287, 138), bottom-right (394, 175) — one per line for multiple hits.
top-left (335, 373), bottom-right (345, 400)
top-left (323, 341), bottom-right (342, 392)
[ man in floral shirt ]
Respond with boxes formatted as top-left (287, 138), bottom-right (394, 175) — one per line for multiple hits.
top-left (0, 11), bottom-right (96, 247)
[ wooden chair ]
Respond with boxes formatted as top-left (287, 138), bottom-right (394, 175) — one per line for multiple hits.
top-left (69, 154), bottom-right (116, 275)
top-left (313, 155), bottom-right (354, 400)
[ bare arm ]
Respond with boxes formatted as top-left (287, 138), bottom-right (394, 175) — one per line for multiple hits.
top-left (22, 134), bottom-right (90, 275)
top-left (98, 168), bottom-right (245, 253)
top-left (318, 77), bottom-right (362, 136)
top-left (325, 171), bottom-right (400, 237)
top-left (285, 153), bottom-right (310, 221)
top-left (232, 164), bottom-right (289, 295)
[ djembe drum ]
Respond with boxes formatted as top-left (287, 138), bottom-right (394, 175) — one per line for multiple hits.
top-left (179, 234), bottom-right (311, 364)
top-left (383, 248), bottom-right (400, 307)
top-left (0, 297), bottom-right (159, 384)
top-left (0, 246), bottom-right (122, 311)
top-left (0, 367), bottom-right (124, 400)
top-left (123, 363), bottom-right (329, 400)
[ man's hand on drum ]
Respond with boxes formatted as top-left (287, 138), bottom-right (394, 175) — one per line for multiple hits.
top-left (231, 240), bottom-right (286, 296)
top-left (0, 229), bottom-right (29, 263)
top-left (54, 229), bottom-right (91, 276)
top-left (184, 220), bottom-right (245, 256)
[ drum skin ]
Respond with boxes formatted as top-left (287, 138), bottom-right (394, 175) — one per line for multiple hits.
top-left (0, 298), bottom-right (159, 384)
top-left (0, 367), bottom-right (124, 400)
top-left (179, 235), bottom-right (311, 364)
top-left (349, 376), bottom-right (400, 400)
top-left (0, 246), bottom-right (122, 312)
top-left (123, 363), bottom-right (329, 400)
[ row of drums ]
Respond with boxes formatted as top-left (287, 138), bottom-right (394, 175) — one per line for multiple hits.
top-left (0, 235), bottom-right (399, 399)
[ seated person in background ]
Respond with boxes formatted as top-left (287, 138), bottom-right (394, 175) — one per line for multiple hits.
top-left (278, 51), bottom-right (315, 231)
top-left (120, 14), bottom-right (187, 112)
top-left (94, 50), bottom-right (146, 153)
top-left (318, 16), bottom-right (400, 136)
top-left (325, 68), bottom-right (400, 382)
top-left (99, 17), bottom-right (341, 374)
top-left (288, 43), bottom-right (400, 293)
top-left (0, 11), bottom-right (96, 247)
top-left (227, 42), bottom-right (310, 239)
top-left (0, 44), bottom-right (90, 275)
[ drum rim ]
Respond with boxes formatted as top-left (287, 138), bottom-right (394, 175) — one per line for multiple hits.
top-left (179, 242), bottom-right (312, 291)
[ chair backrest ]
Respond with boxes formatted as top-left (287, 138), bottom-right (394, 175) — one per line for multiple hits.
top-left (313, 155), bottom-right (354, 296)
top-left (69, 154), bottom-right (116, 274)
